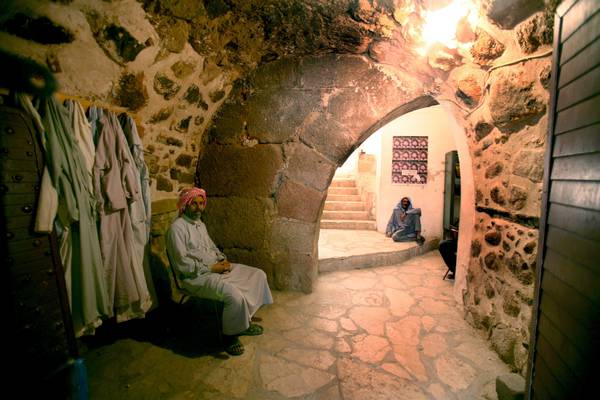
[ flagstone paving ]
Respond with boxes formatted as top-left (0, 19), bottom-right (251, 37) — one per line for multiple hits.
top-left (84, 251), bottom-right (509, 399)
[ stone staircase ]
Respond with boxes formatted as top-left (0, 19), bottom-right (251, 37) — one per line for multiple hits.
top-left (320, 178), bottom-right (376, 230)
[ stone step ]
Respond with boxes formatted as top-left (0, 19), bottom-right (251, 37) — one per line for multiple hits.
top-left (328, 187), bottom-right (359, 195)
top-left (322, 210), bottom-right (371, 220)
top-left (320, 220), bottom-right (377, 230)
top-left (324, 201), bottom-right (364, 211)
top-left (318, 238), bottom-right (439, 273)
top-left (330, 179), bottom-right (356, 187)
top-left (326, 194), bottom-right (362, 202)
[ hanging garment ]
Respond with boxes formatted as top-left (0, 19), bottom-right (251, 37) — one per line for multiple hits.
top-left (36, 96), bottom-right (110, 337)
top-left (93, 110), bottom-right (151, 322)
top-left (118, 113), bottom-right (157, 309)
top-left (119, 113), bottom-right (151, 238)
top-left (64, 100), bottom-right (95, 190)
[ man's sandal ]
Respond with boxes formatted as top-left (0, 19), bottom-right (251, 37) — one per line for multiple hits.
top-left (225, 338), bottom-right (245, 356)
top-left (239, 323), bottom-right (264, 336)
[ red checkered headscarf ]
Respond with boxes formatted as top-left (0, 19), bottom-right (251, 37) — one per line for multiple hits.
top-left (177, 187), bottom-right (207, 216)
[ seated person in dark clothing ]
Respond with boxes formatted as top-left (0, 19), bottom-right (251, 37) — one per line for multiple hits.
top-left (385, 197), bottom-right (425, 245)
top-left (439, 224), bottom-right (458, 279)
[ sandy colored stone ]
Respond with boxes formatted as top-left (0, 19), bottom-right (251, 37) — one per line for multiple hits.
top-left (351, 334), bottom-right (390, 364)
top-left (386, 316), bottom-right (421, 346)
top-left (352, 290), bottom-right (385, 306)
top-left (310, 317), bottom-right (339, 333)
top-left (435, 353), bottom-right (477, 391)
top-left (396, 273), bottom-right (423, 287)
top-left (349, 306), bottom-right (391, 336)
top-left (384, 287), bottom-right (415, 317)
top-left (381, 363), bottom-right (412, 380)
top-left (380, 275), bottom-right (407, 290)
top-left (315, 384), bottom-right (343, 400)
top-left (283, 327), bottom-right (334, 350)
top-left (419, 298), bottom-right (452, 314)
top-left (341, 276), bottom-right (378, 290)
top-left (305, 303), bottom-right (349, 320)
top-left (421, 315), bottom-right (436, 332)
top-left (427, 383), bottom-right (448, 400)
top-left (421, 333), bottom-right (447, 357)
top-left (260, 306), bottom-right (305, 331)
top-left (434, 315), bottom-right (467, 334)
top-left (278, 348), bottom-right (336, 370)
top-left (260, 354), bottom-right (335, 397)
top-left (335, 338), bottom-right (352, 353)
top-left (204, 344), bottom-right (256, 398)
top-left (340, 317), bottom-right (358, 331)
top-left (455, 341), bottom-right (505, 371)
top-left (337, 357), bottom-right (429, 400)
top-left (391, 345), bottom-right (428, 382)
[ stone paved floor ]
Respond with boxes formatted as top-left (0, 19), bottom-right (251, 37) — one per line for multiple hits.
top-left (84, 251), bottom-right (509, 399)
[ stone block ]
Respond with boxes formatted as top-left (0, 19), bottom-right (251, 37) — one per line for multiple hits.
top-left (197, 144), bottom-right (284, 197)
top-left (326, 85), bottom-right (380, 134)
top-left (116, 72), bottom-right (148, 111)
top-left (208, 102), bottom-right (246, 144)
top-left (485, 0), bottom-right (544, 29)
top-left (276, 179), bottom-right (325, 223)
top-left (471, 29), bottom-right (505, 65)
top-left (516, 13), bottom-right (552, 54)
top-left (491, 324), bottom-right (517, 365)
top-left (512, 150), bottom-right (544, 182)
top-left (285, 143), bottom-right (336, 191)
top-left (496, 373), bottom-right (525, 400)
top-left (270, 217), bottom-right (317, 255)
top-left (151, 198), bottom-right (178, 215)
top-left (297, 54), bottom-right (378, 90)
top-left (272, 251), bottom-right (316, 292)
top-left (299, 112), bottom-right (356, 164)
top-left (203, 196), bottom-right (275, 250)
top-left (488, 67), bottom-right (547, 133)
top-left (156, 16), bottom-right (189, 53)
top-left (245, 89), bottom-right (322, 143)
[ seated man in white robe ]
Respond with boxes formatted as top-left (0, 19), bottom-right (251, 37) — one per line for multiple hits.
top-left (166, 187), bottom-right (273, 356)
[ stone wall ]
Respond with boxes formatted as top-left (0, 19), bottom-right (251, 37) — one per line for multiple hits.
top-left (444, 8), bottom-right (553, 374)
top-left (356, 152), bottom-right (377, 219)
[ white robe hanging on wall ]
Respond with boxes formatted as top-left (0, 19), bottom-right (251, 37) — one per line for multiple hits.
top-left (93, 108), bottom-right (151, 322)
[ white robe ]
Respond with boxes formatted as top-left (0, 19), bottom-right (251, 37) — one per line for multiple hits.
top-left (166, 215), bottom-right (273, 335)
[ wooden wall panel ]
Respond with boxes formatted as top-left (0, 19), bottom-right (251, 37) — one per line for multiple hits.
top-left (528, 0), bottom-right (600, 397)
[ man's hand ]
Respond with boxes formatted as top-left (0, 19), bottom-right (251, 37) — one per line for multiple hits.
top-left (211, 260), bottom-right (232, 274)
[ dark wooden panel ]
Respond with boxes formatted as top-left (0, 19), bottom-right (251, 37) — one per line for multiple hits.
top-left (551, 152), bottom-right (600, 180)
top-left (541, 269), bottom-right (596, 328)
top-left (553, 123), bottom-right (600, 156)
top-left (536, 334), bottom-right (580, 389)
top-left (548, 203), bottom-right (600, 241)
top-left (546, 225), bottom-right (598, 271)
top-left (557, 65), bottom-right (600, 111)
top-left (561, 0), bottom-right (600, 41)
top-left (538, 313), bottom-right (587, 379)
top-left (554, 94), bottom-right (600, 133)
top-left (560, 9), bottom-right (600, 63)
top-left (558, 37), bottom-right (600, 87)
top-left (544, 252), bottom-right (600, 307)
top-left (549, 180), bottom-right (600, 211)
top-left (540, 293), bottom-right (592, 356)
top-left (532, 355), bottom-right (563, 400)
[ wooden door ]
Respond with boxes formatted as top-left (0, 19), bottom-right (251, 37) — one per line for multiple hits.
top-left (527, 0), bottom-right (600, 398)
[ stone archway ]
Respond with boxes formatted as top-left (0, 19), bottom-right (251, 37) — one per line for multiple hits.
top-left (197, 53), bottom-right (451, 292)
